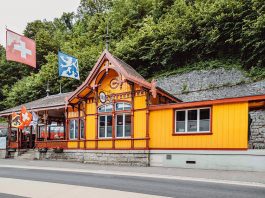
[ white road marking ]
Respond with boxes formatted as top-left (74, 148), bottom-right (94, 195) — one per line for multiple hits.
top-left (0, 164), bottom-right (265, 188)
top-left (0, 177), bottom-right (168, 198)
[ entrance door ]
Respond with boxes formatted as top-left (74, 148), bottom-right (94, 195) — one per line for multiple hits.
top-left (21, 126), bottom-right (35, 149)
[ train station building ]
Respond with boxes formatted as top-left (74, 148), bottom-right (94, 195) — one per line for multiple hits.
top-left (0, 50), bottom-right (265, 171)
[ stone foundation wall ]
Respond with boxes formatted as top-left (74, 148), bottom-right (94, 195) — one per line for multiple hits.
top-left (35, 149), bottom-right (150, 166)
top-left (249, 110), bottom-right (265, 149)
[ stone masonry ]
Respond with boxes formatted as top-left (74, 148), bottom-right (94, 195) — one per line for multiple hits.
top-left (35, 149), bottom-right (150, 166)
top-left (249, 110), bottom-right (265, 149)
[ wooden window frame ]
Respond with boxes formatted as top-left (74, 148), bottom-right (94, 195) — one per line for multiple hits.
top-left (115, 113), bottom-right (131, 138)
top-left (115, 102), bottom-right (132, 111)
top-left (173, 107), bottom-right (212, 135)
top-left (80, 118), bottom-right (85, 140)
top-left (98, 114), bottom-right (113, 139)
top-left (69, 119), bottom-right (79, 140)
top-left (97, 102), bottom-right (132, 139)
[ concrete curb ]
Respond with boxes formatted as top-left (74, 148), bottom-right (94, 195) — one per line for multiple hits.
top-left (1, 165), bottom-right (265, 188)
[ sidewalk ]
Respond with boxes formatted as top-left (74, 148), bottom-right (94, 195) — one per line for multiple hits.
top-left (0, 159), bottom-right (265, 185)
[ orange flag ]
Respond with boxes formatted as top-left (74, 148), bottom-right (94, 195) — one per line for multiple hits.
top-left (20, 106), bottom-right (32, 127)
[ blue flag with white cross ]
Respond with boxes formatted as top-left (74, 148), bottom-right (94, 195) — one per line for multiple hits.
top-left (58, 51), bottom-right (80, 80)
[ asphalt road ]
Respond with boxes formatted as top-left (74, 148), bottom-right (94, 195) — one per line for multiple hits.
top-left (0, 167), bottom-right (264, 198)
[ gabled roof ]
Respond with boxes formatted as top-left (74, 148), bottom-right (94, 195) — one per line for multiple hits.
top-left (112, 55), bottom-right (145, 81)
top-left (68, 50), bottom-right (180, 103)
top-left (0, 92), bottom-right (72, 117)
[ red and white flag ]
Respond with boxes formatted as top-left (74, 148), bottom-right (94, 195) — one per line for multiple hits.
top-left (6, 29), bottom-right (36, 68)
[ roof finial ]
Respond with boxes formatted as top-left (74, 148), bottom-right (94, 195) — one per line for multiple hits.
top-left (59, 82), bottom-right (62, 94)
top-left (46, 80), bottom-right (50, 97)
top-left (105, 20), bottom-right (109, 51)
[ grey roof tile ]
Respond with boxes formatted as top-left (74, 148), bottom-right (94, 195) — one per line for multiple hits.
top-left (0, 92), bottom-right (72, 116)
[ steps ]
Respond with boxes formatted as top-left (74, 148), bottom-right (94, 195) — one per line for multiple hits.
top-left (15, 149), bottom-right (36, 160)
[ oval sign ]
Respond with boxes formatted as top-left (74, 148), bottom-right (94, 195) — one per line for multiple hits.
top-left (99, 91), bottom-right (106, 103)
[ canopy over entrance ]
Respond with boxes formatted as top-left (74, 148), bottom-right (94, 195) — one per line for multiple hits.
top-left (0, 92), bottom-right (72, 150)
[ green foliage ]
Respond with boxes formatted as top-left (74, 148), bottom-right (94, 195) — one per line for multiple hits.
top-left (0, 0), bottom-right (265, 110)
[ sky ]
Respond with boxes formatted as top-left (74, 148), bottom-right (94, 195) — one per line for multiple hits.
top-left (0, 0), bottom-right (80, 46)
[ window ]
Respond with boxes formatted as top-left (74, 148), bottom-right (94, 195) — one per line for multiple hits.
top-left (98, 104), bottom-right (113, 112)
top-left (99, 115), bottom-right (112, 138)
top-left (49, 125), bottom-right (64, 140)
top-left (69, 120), bottom-right (78, 139)
top-left (175, 108), bottom-right (210, 133)
top-left (98, 102), bottom-right (132, 138)
top-left (116, 114), bottom-right (131, 137)
top-left (0, 128), bottom-right (7, 137)
top-left (115, 103), bottom-right (131, 138)
top-left (115, 102), bottom-right (131, 111)
top-left (80, 119), bottom-right (85, 139)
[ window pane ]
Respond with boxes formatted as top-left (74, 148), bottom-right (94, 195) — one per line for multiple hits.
top-left (117, 126), bottom-right (123, 137)
top-left (105, 104), bottom-right (113, 112)
top-left (125, 115), bottom-right (131, 136)
top-left (200, 109), bottom-right (210, 131)
top-left (176, 111), bottom-right (185, 121)
top-left (80, 120), bottom-right (85, 139)
top-left (188, 110), bottom-right (197, 132)
top-left (99, 116), bottom-right (105, 137)
top-left (123, 103), bottom-right (131, 110)
top-left (116, 103), bottom-right (123, 111)
top-left (99, 127), bottom-right (105, 137)
top-left (75, 120), bottom-right (79, 139)
top-left (176, 121), bottom-right (185, 132)
top-left (0, 128), bottom-right (7, 137)
top-left (98, 106), bottom-right (105, 112)
top-left (176, 111), bottom-right (186, 132)
top-left (116, 115), bottom-right (123, 137)
top-left (69, 120), bottom-right (75, 139)
top-left (99, 116), bottom-right (105, 127)
top-left (200, 109), bottom-right (210, 119)
top-left (106, 116), bottom-right (112, 137)
top-left (117, 115), bottom-right (123, 125)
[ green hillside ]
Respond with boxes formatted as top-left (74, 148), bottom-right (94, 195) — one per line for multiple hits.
top-left (0, 0), bottom-right (264, 110)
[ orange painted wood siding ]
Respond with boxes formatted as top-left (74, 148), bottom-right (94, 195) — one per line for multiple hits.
top-left (149, 102), bottom-right (248, 149)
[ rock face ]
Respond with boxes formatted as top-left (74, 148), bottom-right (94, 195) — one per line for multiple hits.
top-left (157, 68), bottom-right (265, 102)
top-left (249, 110), bottom-right (265, 149)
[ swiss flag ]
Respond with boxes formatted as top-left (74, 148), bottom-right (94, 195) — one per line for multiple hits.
top-left (6, 29), bottom-right (36, 68)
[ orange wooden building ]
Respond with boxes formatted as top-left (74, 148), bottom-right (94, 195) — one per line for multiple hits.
top-left (1, 50), bottom-right (265, 171)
